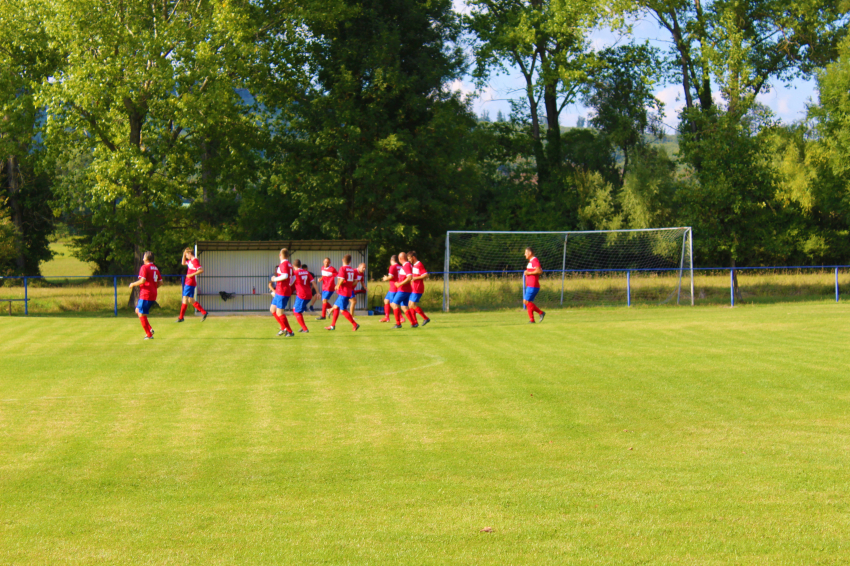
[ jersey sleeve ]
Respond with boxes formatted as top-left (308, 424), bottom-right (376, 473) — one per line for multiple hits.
top-left (532, 258), bottom-right (541, 271)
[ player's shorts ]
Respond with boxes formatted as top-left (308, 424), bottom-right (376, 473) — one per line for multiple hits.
top-left (409, 292), bottom-right (423, 304)
top-left (384, 291), bottom-right (394, 302)
top-left (293, 297), bottom-right (309, 313)
top-left (271, 293), bottom-right (290, 310)
top-left (136, 299), bottom-right (152, 315)
top-left (322, 290), bottom-right (335, 300)
top-left (524, 287), bottom-right (540, 302)
top-left (182, 284), bottom-right (196, 298)
top-left (392, 291), bottom-right (411, 307)
top-left (334, 295), bottom-right (351, 311)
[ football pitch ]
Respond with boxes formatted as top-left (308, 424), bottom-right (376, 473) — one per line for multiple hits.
top-left (1, 304), bottom-right (848, 564)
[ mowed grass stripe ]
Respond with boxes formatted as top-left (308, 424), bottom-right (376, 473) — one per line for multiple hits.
top-left (1, 306), bottom-right (849, 564)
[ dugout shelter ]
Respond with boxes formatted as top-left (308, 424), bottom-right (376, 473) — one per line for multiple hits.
top-left (194, 240), bottom-right (369, 313)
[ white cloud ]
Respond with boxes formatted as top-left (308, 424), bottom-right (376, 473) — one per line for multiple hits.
top-left (452, 0), bottom-right (471, 15)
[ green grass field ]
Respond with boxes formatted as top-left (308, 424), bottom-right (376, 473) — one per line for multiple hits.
top-left (40, 241), bottom-right (95, 278)
top-left (1, 304), bottom-right (849, 564)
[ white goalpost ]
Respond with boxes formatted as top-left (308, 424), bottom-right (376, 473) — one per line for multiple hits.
top-left (442, 228), bottom-right (694, 312)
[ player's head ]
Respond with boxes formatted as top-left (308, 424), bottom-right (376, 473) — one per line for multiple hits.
top-left (357, 262), bottom-right (366, 273)
top-left (398, 252), bottom-right (407, 263)
top-left (323, 257), bottom-right (330, 267)
top-left (390, 254), bottom-right (398, 265)
top-left (293, 259), bottom-right (302, 268)
top-left (408, 250), bottom-right (417, 261)
top-left (280, 248), bottom-right (290, 260)
top-left (302, 264), bottom-right (308, 271)
top-left (525, 247), bottom-right (534, 259)
top-left (183, 247), bottom-right (194, 259)
top-left (143, 251), bottom-right (154, 263)
top-left (342, 254), bottom-right (352, 266)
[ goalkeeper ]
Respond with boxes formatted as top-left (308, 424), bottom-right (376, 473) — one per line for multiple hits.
top-left (523, 247), bottom-right (546, 323)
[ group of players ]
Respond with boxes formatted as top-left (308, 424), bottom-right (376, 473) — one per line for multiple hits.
top-left (129, 247), bottom-right (447, 339)
top-left (130, 245), bottom-right (547, 339)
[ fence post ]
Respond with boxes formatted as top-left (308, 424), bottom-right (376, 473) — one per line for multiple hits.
top-left (114, 276), bottom-right (118, 316)
top-left (836, 267), bottom-right (839, 303)
top-left (730, 269), bottom-right (735, 307)
top-left (24, 277), bottom-right (28, 315)
top-left (627, 270), bottom-right (631, 307)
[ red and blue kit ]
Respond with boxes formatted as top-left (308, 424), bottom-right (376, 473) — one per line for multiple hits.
top-left (137, 263), bottom-right (161, 315)
top-left (334, 265), bottom-right (357, 311)
top-left (397, 262), bottom-right (413, 293)
top-left (293, 268), bottom-right (314, 314)
top-left (183, 257), bottom-right (201, 297)
top-left (272, 260), bottom-right (294, 310)
top-left (353, 270), bottom-right (366, 295)
top-left (385, 264), bottom-right (400, 301)
top-left (320, 265), bottom-right (338, 300)
top-left (524, 256), bottom-right (541, 301)
top-left (410, 260), bottom-right (427, 300)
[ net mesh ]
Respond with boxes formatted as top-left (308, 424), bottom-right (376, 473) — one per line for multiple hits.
top-left (444, 229), bottom-right (692, 311)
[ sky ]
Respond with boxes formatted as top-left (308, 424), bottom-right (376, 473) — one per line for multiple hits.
top-left (449, 2), bottom-right (819, 132)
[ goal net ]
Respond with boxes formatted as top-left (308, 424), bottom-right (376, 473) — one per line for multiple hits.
top-left (442, 228), bottom-right (693, 311)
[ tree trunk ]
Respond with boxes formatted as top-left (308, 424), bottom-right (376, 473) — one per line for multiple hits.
top-left (543, 82), bottom-right (561, 172)
top-left (200, 139), bottom-right (217, 203)
top-left (6, 156), bottom-right (26, 273)
top-left (527, 84), bottom-right (548, 187)
top-left (731, 257), bottom-right (742, 302)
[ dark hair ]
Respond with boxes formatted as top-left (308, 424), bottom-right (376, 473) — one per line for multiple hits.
top-left (525, 246), bottom-right (534, 254)
top-left (408, 250), bottom-right (417, 259)
top-left (143, 251), bottom-right (154, 262)
top-left (390, 254), bottom-right (398, 263)
top-left (343, 254), bottom-right (352, 264)
top-left (293, 259), bottom-right (302, 268)
top-left (302, 264), bottom-right (308, 270)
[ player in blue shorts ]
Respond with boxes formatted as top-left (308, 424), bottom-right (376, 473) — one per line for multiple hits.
top-left (524, 246), bottom-right (545, 323)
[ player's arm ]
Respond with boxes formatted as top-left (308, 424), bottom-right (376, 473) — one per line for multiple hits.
top-left (268, 281), bottom-right (275, 293)
top-left (335, 275), bottom-right (344, 292)
top-left (412, 271), bottom-right (428, 281)
top-left (129, 276), bottom-right (145, 289)
top-left (311, 280), bottom-right (319, 294)
top-left (193, 266), bottom-right (204, 276)
top-left (398, 272), bottom-right (412, 286)
top-left (527, 262), bottom-right (543, 276)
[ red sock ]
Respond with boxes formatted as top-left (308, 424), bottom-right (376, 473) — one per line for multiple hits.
top-left (341, 310), bottom-right (356, 328)
top-left (322, 303), bottom-right (328, 318)
top-left (381, 303), bottom-right (390, 321)
top-left (530, 302), bottom-right (543, 315)
top-left (193, 301), bottom-right (207, 315)
top-left (273, 313), bottom-right (285, 331)
top-left (331, 308), bottom-right (340, 327)
top-left (140, 316), bottom-right (152, 336)
top-left (394, 308), bottom-right (402, 325)
top-left (414, 306), bottom-right (428, 320)
top-left (526, 303), bottom-right (536, 322)
top-left (406, 310), bottom-right (418, 325)
top-left (294, 312), bottom-right (307, 331)
top-left (279, 313), bottom-right (292, 333)
top-left (179, 303), bottom-right (187, 319)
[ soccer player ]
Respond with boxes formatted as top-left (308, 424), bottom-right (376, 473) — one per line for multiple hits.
top-left (304, 264), bottom-right (319, 312)
top-left (390, 251), bottom-right (418, 329)
top-left (128, 251), bottom-right (161, 340)
top-left (349, 262), bottom-right (367, 315)
top-left (325, 254), bottom-right (360, 331)
top-left (379, 255), bottom-right (399, 323)
top-left (292, 259), bottom-right (319, 333)
top-left (178, 248), bottom-right (208, 322)
top-left (316, 258), bottom-right (337, 320)
top-left (523, 246), bottom-right (546, 323)
top-left (269, 248), bottom-right (295, 337)
top-left (408, 250), bottom-right (430, 326)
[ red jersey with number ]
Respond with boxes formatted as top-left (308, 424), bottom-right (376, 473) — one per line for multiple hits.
top-left (411, 260), bottom-right (427, 294)
top-left (293, 268), bottom-right (314, 300)
top-left (525, 257), bottom-right (541, 288)
top-left (275, 260), bottom-right (293, 296)
top-left (185, 257), bottom-right (201, 287)
top-left (397, 261), bottom-right (413, 292)
top-left (387, 264), bottom-right (399, 293)
top-left (354, 270), bottom-right (366, 294)
top-left (321, 265), bottom-right (338, 293)
top-left (337, 265), bottom-right (356, 298)
top-left (139, 263), bottom-right (161, 301)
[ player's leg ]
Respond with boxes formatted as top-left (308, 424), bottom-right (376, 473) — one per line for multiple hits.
top-left (380, 293), bottom-right (392, 322)
top-left (187, 295), bottom-right (208, 318)
top-left (137, 300), bottom-right (153, 339)
top-left (178, 295), bottom-right (188, 321)
top-left (277, 296), bottom-right (293, 335)
top-left (410, 293), bottom-right (429, 325)
top-left (390, 293), bottom-right (404, 328)
top-left (398, 293), bottom-right (417, 326)
top-left (524, 287), bottom-right (543, 323)
top-left (349, 295), bottom-right (356, 316)
top-left (340, 296), bottom-right (358, 330)
top-left (293, 298), bottom-right (309, 332)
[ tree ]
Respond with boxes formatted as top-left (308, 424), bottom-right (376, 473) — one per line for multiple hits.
top-left (0, 0), bottom-right (60, 275)
top-left (38, 0), bottom-right (263, 290)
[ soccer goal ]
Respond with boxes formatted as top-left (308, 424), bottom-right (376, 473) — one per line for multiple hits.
top-left (442, 228), bottom-right (694, 312)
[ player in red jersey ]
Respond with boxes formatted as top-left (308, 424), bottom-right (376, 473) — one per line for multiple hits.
top-left (128, 251), bottom-right (161, 339)
top-left (316, 257), bottom-right (338, 320)
top-left (349, 262), bottom-right (367, 315)
top-left (407, 250), bottom-right (430, 326)
top-left (325, 254), bottom-right (360, 331)
top-left (379, 255), bottom-right (399, 322)
top-left (292, 259), bottom-right (319, 332)
top-left (523, 246), bottom-right (545, 323)
top-left (178, 248), bottom-right (208, 322)
top-left (269, 248), bottom-right (295, 337)
top-left (390, 251), bottom-right (418, 329)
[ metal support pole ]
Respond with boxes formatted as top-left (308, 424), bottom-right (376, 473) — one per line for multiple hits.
top-left (836, 267), bottom-right (839, 302)
top-left (560, 235), bottom-right (568, 305)
top-left (730, 269), bottom-right (735, 307)
top-left (114, 276), bottom-right (118, 317)
top-left (688, 228), bottom-right (695, 306)
top-left (627, 270), bottom-right (631, 307)
top-left (24, 277), bottom-right (28, 315)
top-left (443, 233), bottom-right (450, 312)
top-left (677, 231), bottom-right (687, 305)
